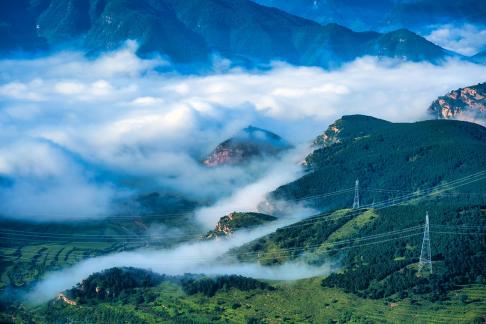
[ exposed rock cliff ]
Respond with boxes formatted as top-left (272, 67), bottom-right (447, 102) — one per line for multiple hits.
top-left (204, 212), bottom-right (277, 239)
top-left (428, 82), bottom-right (486, 125)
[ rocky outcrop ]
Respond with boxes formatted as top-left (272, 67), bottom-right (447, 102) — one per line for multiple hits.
top-left (428, 82), bottom-right (486, 125)
top-left (203, 126), bottom-right (291, 167)
top-left (204, 212), bottom-right (277, 239)
top-left (57, 293), bottom-right (77, 306)
top-left (313, 120), bottom-right (342, 148)
top-left (312, 115), bottom-right (391, 149)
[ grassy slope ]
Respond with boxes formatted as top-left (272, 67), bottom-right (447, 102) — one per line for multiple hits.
top-left (19, 278), bottom-right (486, 323)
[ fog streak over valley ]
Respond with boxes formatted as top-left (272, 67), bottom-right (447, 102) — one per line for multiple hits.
top-left (27, 215), bottom-right (327, 304)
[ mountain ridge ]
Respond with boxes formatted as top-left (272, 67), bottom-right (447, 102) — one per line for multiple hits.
top-left (269, 115), bottom-right (486, 211)
top-left (253, 0), bottom-right (486, 34)
top-left (0, 0), bottom-right (457, 68)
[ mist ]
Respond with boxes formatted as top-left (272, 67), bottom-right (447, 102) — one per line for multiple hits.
top-left (26, 217), bottom-right (329, 304)
top-left (1, 42), bottom-right (486, 221)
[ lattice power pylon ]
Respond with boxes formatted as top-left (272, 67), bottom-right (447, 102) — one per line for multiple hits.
top-left (352, 179), bottom-right (360, 209)
top-left (418, 211), bottom-right (432, 274)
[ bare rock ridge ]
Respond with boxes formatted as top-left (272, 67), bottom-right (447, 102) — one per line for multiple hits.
top-left (203, 126), bottom-right (291, 167)
top-left (204, 212), bottom-right (277, 239)
top-left (428, 82), bottom-right (486, 125)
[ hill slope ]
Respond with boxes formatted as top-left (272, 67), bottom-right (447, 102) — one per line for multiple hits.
top-left (1, 0), bottom-right (452, 67)
top-left (270, 115), bottom-right (486, 211)
top-left (253, 0), bottom-right (486, 33)
top-left (18, 268), bottom-right (484, 323)
top-left (204, 212), bottom-right (277, 239)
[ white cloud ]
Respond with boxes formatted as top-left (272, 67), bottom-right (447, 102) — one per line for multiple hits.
top-left (1, 43), bottom-right (486, 221)
top-left (425, 24), bottom-right (486, 56)
top-left (0, 140), bottom-right (115, 220)
top-left (27, 218), bottom-right (332, 303)
top-left (195, 144), bottom-right (312, 227)
top-left (54, 81), bottom-right (86, 95)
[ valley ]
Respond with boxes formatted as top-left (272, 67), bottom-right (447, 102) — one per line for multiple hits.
top-left (1, 115), bottom-right (485, 323)
top-left (0, 0), bottom-right (485, 322)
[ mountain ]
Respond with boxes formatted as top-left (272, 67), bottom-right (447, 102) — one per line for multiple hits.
top-left (203, 126), bottom-right (291, 167)
top-left (472, 50), bottom-right (486, 64)
top-left (228, 116), bottom-right (486, 300)
top-left (3, 116), bottom-right (486, 323)
top-left (0, 0), bottom-right (453, 67)
top-left (269, 115), bottom-right (486, 211)
top-left (0, 0), bottom-right (48, 53)
top-left (203, 211), bottom-right (277, 239)
top-left (253, 0), bottom-right (486, 33)
top-left (363, 28), bottom-right (451, 61)
top-left (428, 82), bottom-right (486, 125)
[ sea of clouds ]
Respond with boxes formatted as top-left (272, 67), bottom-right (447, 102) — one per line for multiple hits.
top-left (1, 42), bottom-right (486, 222)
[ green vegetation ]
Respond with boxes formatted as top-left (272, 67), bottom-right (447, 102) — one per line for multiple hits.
top-left (321, 201), bottom-right (486, 300)
top-left (181, 275), bottom-right (274, 297)
top-left (9, 275), bottom-right (485, 323)
top-left (65, 267), bottom-right (274, 303)
top-left (272, 115), bottom-right (486, 211)
top-left (205, 212), bottom-right (277, 239)
top-left (233, 197), bottom-right (486, 301)
top-left (0, 214), bottom-right (199, 290)
top-left (233, 209), bottom-right (354, 264)
top-left (1, 117), bottom-right (485, 322)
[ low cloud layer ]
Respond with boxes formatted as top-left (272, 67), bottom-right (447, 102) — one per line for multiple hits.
top-left (1, 43), bottom-right (486, 221)
top-left (425, 24), bottom-right (486, 56)
top-left (27, 218), bottom-right (331, 303)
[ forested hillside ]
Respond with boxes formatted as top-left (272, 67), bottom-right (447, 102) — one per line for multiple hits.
top-left (270, 115), bottom-right (486, 211)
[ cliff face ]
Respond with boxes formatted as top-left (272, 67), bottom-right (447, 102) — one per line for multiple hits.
top-left (204, 212), bottom-right (277, 239)
top-left (428, 82), bottom-right (486, 125)
top-left (203, 126), bottom-right (291, 167)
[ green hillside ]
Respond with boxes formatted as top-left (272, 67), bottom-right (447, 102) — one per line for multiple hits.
top-left (204, 212), bottom-right (277, 239)
top-left (9, 270), bottom-right (485, 323)
top-left (271, 115), bottom-right (486, 211)
top-left (1, 116), bottom-right (485, 322)
top-left (232, 197), bottom-right (485, 296)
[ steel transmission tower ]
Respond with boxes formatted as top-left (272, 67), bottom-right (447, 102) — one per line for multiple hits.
top-left (418, 212), bottom-right (432, 274)
top-left (352, 179), bottom-right (360, 209)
